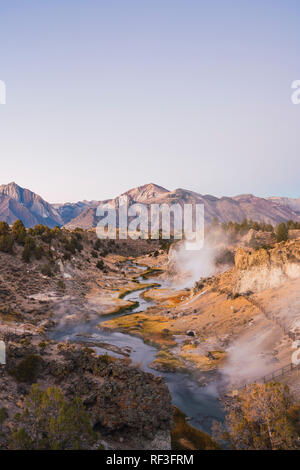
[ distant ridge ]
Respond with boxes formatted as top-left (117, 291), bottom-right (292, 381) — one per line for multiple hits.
top-left (63, 184), bottom-right (300, 229)
top-left (0, 182), bottom-right (299, 229)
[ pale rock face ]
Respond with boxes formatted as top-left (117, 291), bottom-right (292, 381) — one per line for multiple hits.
top-left (234, 240), bottom-right (300, 294)
top-left (235, 266), bottom-right (287, 294)
top-left (286, 263), bottom-right (300, 279)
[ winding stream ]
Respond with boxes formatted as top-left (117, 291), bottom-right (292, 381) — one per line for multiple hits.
top-left (51, 262), bottom-right (223, 435)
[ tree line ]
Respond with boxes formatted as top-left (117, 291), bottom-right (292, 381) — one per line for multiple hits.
top-left (210, 217), bottom-right (300, 243)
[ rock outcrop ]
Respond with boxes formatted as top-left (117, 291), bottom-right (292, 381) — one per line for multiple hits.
top-left (234, 240), bottom-right (300, 293)
top-left (3, 340), bottom-right (173, 450)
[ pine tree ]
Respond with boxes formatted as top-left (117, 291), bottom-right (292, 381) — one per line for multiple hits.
top-left (276, 222), bottom-right (288, 242)
top-left (12, 220), bottom-right (26, 245)
top-left (0, 221), bottom-right (9, 236)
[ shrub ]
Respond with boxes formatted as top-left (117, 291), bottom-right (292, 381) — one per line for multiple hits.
top-left (52, 226), bottom-right (62, 237)
top-left (41, 263), bottom-right (52, 277)
top-left (160, 240), bottom-right (171, 252)
top-left (22, 245), bottom-right (31, 262)
top-left (10, 385), bottom-right (96, 450)
top-left (32, 224), bottom-right (46, 236)
top-left (96, 260), bottom-right (105, 270)
top-left (0, 407), bottom-right (7, 437)
top-left (9, 355), bottom-right (41, 383)
top-left (73, 231), bottom-right (83, 240)
top-left (64, 241), bottom-right (76, 254)
top-left (21, 236), bottom-right (36, 262)
top-left (31, 225), bottom-right (54, 245)
top-left (41, 227), bottom-right (54, 244)
top-left (57, 279), bottom-right (65, 290)
top-left (34, 245), bottom-right (44, 260)
top-left (71, 236), bottom-right (83, 252)
top-left (63, 251), bottom-right (71, 260)
top-left (94, 239), bottom-right (102, 250)
top-left (0, 234), bottom-right (14, 253)
top-left (261, 244), bottom-right (272, 251)
top-left (97, 353), bottom-right (111, 365)
top-left (64, 236), bottom-right (83, 254)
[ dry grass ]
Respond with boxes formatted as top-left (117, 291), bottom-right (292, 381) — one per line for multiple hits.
top-left (150, 350), bottom-right (187, 372)
top-left (180, 345), bottom-right (226, 370)
top-left (101, 313), bottom-right (178, 347)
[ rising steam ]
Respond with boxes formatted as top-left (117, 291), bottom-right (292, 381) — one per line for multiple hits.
top-left (168, 227), bottom-right (234, 287)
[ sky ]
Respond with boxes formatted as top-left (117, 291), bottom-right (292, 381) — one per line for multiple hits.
top-left (0, 0), bottom-right (300, 203)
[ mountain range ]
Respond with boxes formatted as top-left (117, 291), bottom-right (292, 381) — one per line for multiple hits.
top-left (0, 182), bottom-right (300, 229)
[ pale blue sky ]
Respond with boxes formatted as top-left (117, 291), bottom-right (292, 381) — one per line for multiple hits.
top-left (0, 0), bottom-right (300, 202)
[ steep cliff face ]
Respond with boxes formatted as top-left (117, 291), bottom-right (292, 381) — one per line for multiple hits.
top-left (234, 240), bottom-right (300, 293)
top-left (0, 182), bottom-right (62, 227)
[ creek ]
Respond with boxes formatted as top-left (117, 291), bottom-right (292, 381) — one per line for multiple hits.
top-left (51, 262), bottom-right (223, 434)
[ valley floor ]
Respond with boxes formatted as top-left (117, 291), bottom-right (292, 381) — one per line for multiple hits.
top-left (1, 232), bottom-right (300, 449)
